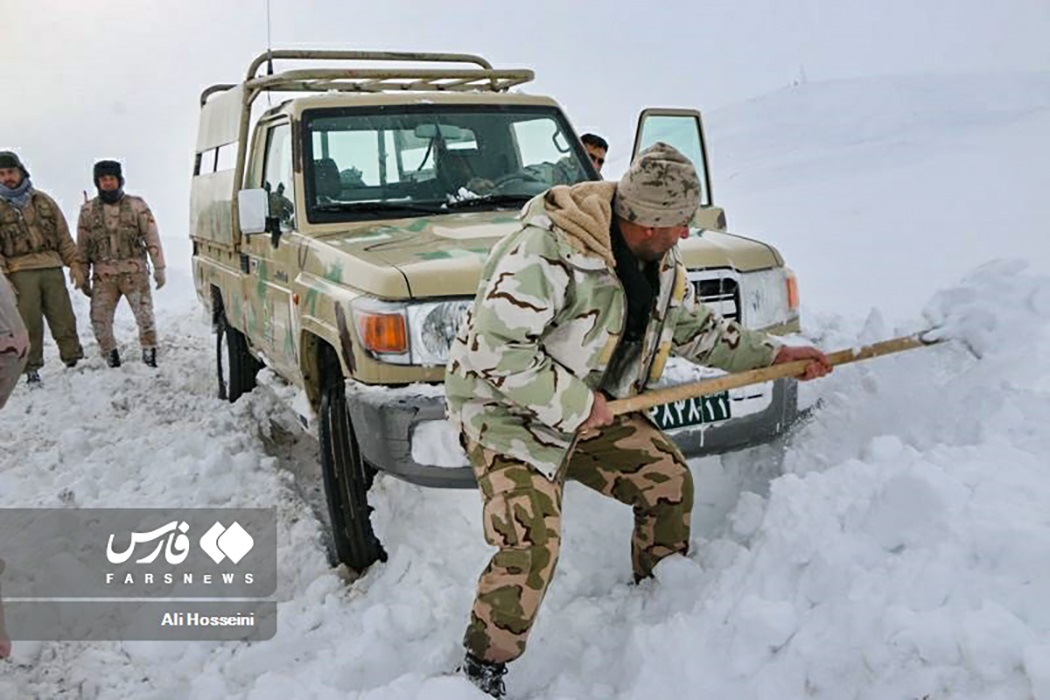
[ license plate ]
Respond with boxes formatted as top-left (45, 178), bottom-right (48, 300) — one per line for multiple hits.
top-left (648, 391), bottom-right (732, 431)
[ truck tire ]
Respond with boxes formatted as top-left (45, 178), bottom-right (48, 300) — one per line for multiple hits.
top-left (318, 345), bottom-right (387, 573)
top-left (216, 304), bottom-right (261, 403)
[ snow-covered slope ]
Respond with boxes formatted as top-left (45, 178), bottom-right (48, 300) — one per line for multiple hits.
top-left (707, 72), bottom-right (1050, 320)
top-left (2, 72), bottom-right (1049, 699)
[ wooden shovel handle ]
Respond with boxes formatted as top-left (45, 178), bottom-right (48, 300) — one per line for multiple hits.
top-left (606, 332), bottom-right (942, 417)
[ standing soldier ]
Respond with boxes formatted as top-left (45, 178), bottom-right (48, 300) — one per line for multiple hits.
top-left (77, 160), bottom-right (166, 368)
top-left (0, 150), bottom-right (85, 385)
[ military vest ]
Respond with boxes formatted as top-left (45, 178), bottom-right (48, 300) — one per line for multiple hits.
top-left (83, 197), bottom-right (146, 263)
top-left (0, 193), bottom-right (61, 260)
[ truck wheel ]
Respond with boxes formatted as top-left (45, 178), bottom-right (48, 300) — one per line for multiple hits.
top-left (216, 310), bottom-right (261, 403)
top-left (318, 345), bottom-right (387, 573)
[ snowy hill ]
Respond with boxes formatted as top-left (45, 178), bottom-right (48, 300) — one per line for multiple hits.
top-left (2, 72), bottom-right (1049, 699)
top-left (706, 72), bottom-right (1050, 320)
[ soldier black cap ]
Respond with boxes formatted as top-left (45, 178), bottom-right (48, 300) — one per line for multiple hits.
top-left (93, 160), bottom-right (124, 186)
top-left (0, 151), bottom-right (29, 179)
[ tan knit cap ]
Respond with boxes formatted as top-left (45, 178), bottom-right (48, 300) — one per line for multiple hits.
top-left (613, 142), bottom-right (700, 227)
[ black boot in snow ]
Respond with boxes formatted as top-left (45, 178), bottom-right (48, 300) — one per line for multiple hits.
top-left (462, 652), bottom-right (507, 698)
top-left (106, 349), bottom-right (121, 368)
top-left (142, 348), bottom-right (157, 368)
top-left (25, 370), bottom-right (41, 386)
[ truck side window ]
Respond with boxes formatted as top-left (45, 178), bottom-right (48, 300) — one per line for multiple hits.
top-left (263, 123), bottom-right (296, 230)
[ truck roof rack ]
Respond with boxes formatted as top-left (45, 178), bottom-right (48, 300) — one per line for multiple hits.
top-left (193, 49), bottom-right (537, 248)
top-left (200, 49), bottom-right (534, 106)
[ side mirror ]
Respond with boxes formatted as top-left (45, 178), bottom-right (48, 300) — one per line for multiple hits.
top-left (238, 188), bottom-right (283, 248)
top-left (238, 189), bottom-right (269, 235)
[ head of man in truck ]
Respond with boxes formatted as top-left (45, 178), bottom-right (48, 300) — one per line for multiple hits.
top-left (580, 133), bottom-right (608, 174)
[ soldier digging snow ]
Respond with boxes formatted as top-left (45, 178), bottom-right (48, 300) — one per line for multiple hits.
top-left (445, 143), bottom-right (832, 697)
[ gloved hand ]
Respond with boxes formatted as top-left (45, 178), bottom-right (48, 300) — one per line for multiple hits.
top-left (69, 265), bottom-right (87, 291)
top-left (153, 267), bottom-right (166, 290)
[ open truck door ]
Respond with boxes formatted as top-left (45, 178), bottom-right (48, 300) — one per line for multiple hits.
top-left (632, 108), bottom-right (726, 231)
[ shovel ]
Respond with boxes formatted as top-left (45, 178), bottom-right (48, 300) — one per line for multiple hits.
top-left (605, 331), bottom-right (944, 418)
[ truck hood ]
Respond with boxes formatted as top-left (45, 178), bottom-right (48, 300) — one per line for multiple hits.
top-left (314, 210), bottom-right (783, 298)
top-left (314, 210), bottom-right (522, 297)
top-left (679, 230), bottom-right (783, 272)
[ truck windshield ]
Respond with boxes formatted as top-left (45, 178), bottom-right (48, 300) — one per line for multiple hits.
top-left (302, 105), bottom-right (594, 223)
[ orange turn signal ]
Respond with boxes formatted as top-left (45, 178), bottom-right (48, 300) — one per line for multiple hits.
top-left (786, 269), bottom-right (799, 310)
top-left (359, 313), bottom-right (408, 354)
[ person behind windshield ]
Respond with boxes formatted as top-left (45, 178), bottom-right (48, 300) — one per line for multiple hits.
top-left (580, 133), bottom-right (608, 175)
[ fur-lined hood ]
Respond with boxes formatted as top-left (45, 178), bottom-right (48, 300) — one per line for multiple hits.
top-left (520, 181), bottom-right (617, 268)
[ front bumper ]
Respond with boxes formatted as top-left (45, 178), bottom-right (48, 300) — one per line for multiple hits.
top-left (344, 383), bottom-right (476, 488)
top-left (345, 377), bottom-right (799, 489)
top-left (661, 377), bottom-right (798, 457)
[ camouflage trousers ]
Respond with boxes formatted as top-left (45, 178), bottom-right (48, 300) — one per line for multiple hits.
top-left (90, 271), bottom-right (156, 354)
top-left (463, 412), bottom-right (694, 664)
top-left (8, 267), bottom-right (83, 372)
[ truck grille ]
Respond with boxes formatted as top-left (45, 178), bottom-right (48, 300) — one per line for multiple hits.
top-left (693, 275), bottom-right (740, 322)
top-left (661, 270), bottom-right (774, 425)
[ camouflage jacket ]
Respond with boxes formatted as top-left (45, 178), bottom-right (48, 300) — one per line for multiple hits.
top-left (0, 191), bottom-right (79, 274)
top-left (0, 272), bottom-right (27, 354)
top-left (77, 194), bottom-right (166, 277)
top-left (0, 273), bottom-right (28, 409)
top-left (445, 181), bottom-right (782, 480)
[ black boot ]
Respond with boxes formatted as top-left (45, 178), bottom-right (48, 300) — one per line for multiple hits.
top-left (106, 349), bottom-right (121, 368)
top-left (26, 370), bottom-right (41, 386)
top-left (142, 348), bottom-right (157, 368)
top-left (462, 653), bottom-right (507, 698)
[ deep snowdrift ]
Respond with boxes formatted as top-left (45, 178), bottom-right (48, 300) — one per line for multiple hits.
top-left (2, 73), bottom-right (1049, 699)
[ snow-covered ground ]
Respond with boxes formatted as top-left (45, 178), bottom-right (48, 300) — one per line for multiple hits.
top-left (2, 72), bottom-right (1049, 699)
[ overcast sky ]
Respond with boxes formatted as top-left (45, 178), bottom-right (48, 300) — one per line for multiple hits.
top-left (1, 0), bottom-right (1047, 259)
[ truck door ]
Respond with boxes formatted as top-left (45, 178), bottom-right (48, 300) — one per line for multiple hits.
top-left (243, 120), bottom-right (300, 378)
top-left (632, 108), bottom-right (726, 231)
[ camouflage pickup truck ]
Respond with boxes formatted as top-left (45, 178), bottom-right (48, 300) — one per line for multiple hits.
top-left (191, 50), bottom-right (801, 572)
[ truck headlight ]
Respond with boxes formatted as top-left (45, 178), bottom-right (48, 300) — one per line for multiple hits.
top-left (351, 297), bottom-right (471, 366)
top-left (738, 267), bottom-right (798, 329)
top-left (407, 300), bottom-right (472, 366)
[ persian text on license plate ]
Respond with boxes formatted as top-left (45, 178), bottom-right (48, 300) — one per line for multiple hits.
top-left (648, 391), bottom-right (731, 430)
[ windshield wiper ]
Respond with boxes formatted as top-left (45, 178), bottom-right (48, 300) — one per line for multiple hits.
top-left (445, 194), bottom-right (531, 210)
top-left (313, 201), bottom-right (448, 215)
